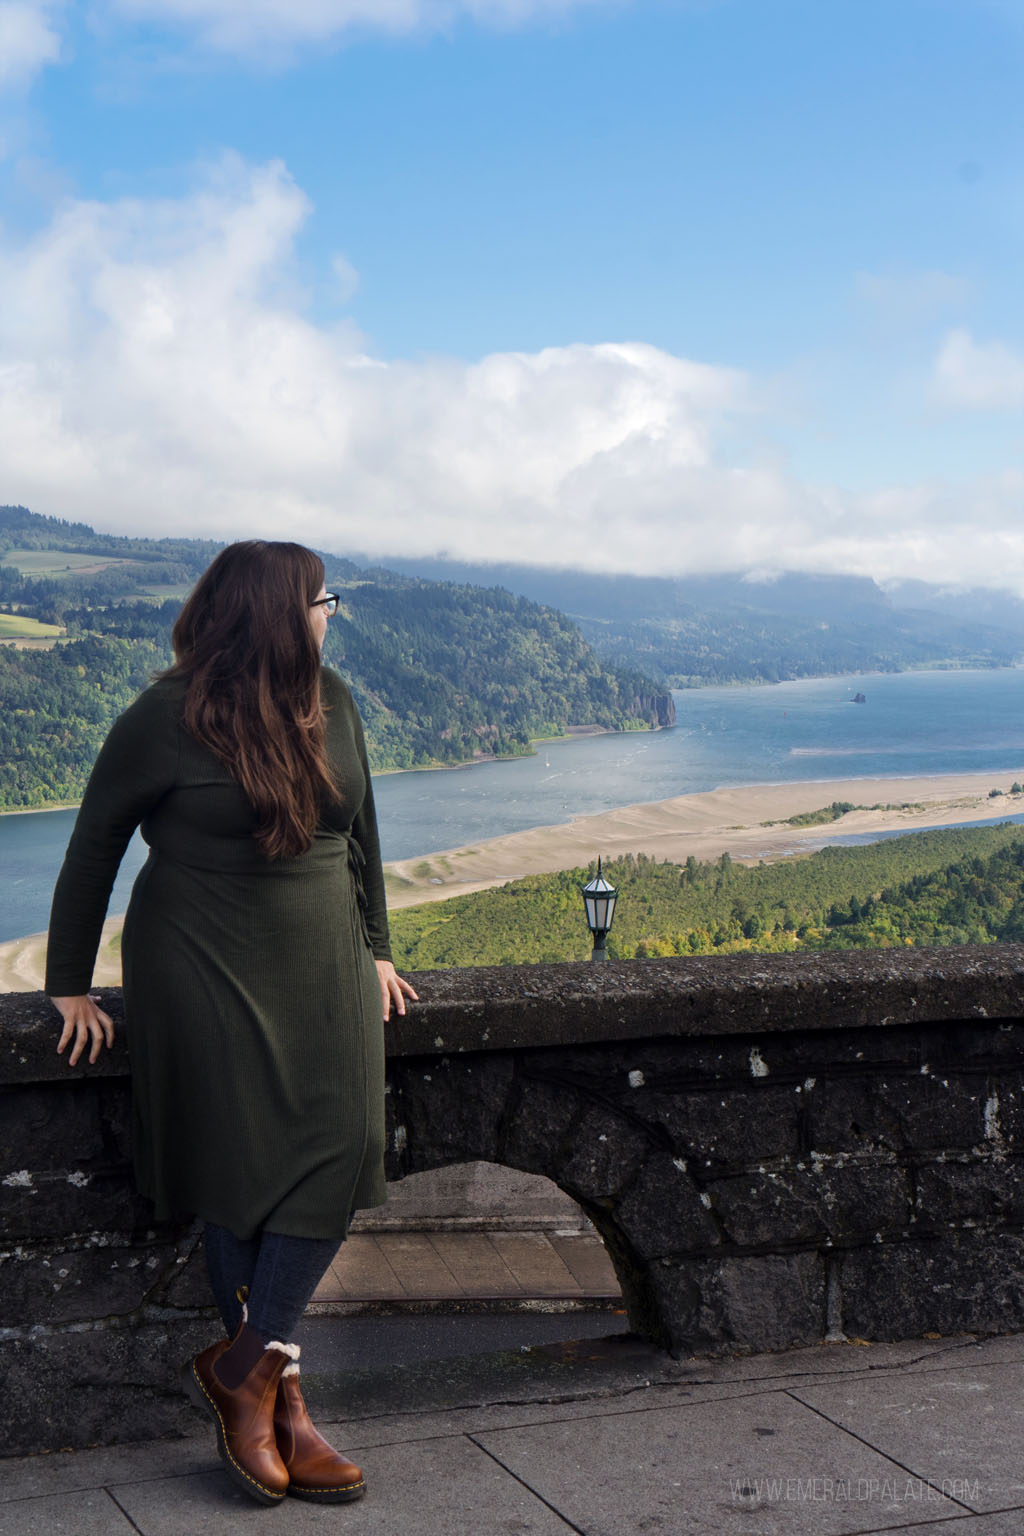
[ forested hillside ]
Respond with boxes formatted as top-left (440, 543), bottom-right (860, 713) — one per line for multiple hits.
top-left (388, 822), bottom-right (1024, 967)
top-left (0, 505), bottom-right (673, 807)
top-left (372, 559), bottom-right (1024, 685)
top-left (573, 606), bottom-right (1020, 687)
top-left (0, 637), bottom-right (169, 807)
top-left (324, 580), bottom-right (671, 769)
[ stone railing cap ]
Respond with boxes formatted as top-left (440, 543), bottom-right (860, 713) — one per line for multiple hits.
top-left (4, 946), bottom-right (1024, 1083)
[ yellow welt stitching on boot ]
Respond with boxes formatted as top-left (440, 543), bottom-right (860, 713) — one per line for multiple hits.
top-left (292, 1479), bottom-right (366, 1493)
top-left (190, 1361), bottom-right (285, 1500)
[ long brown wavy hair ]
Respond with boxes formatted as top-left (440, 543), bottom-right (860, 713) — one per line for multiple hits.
top-left (168, 540), bottom-right (339, 860)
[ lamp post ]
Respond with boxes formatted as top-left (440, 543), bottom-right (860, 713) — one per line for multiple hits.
top-left (582, 857), bottom-right (617, 961)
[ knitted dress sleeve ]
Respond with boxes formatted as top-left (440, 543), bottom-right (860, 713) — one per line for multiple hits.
top-left (348, 696), bottom-right (393, 964)
top-left (45, 684), bottom-right (180, 997)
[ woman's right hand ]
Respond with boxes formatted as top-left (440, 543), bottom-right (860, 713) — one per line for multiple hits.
top-left (51, 994), bottom-right (115, 1066)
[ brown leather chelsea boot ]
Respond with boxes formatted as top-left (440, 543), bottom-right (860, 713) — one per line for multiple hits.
top-left (274, 1363), bottom-right (367, 1503)
top-left (187, 1327), bottom-right (296, 1505)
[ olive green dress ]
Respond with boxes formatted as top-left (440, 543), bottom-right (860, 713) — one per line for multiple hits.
top-left (45, 668), bottom-right (390, 1239)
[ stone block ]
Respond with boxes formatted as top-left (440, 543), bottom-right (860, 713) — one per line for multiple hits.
top-left (1, 1083), bottom-right (106, 1171)
top-left (0, 1235), bottom-right (193, 1326)
top-left (150, 1226), bottom-right (212, 1309)
top-left (593, 1035), bottom-right (758, 1090)
top-left (511, 1041), bottom-right (640, 1090)
top-left (0, 1079), bottom-right (144, 1240)
top-left (763, 1023), bottom-right (925, 1075)
top-left (0, 1317), bottom-right (215, 1456)
top-left (499, 1073), bottom-right (589, 1178)
top-left (638, 1083), bottom-right (802, 1169)
top-left (96, 1080), bottom-right (135, 1162)
top-left (0, 1164), bottom-right (149, 1241)
top-left (366, 1161), bottom-right (585, 1230)
top-left (983, 1070), bottom-right (1024, 1144)
top-left (915, 1160), bottom-right (1024, 1228)
top-left (614, 1152), bottom-right (721, 1259)
top-left (839, 1234), bottom-right (1024, 1340)
top-left (643, 1250), bottom-right (826, 1355)
top-left (557, 1105), bottom-right (655, 1203)
top-left (809, 1073), bottom-right (985, 1153)
top-left (701, 1251), bottom-right (827, 1350)
top-left (0, 990), bottom-right (127, 1086)
top-left (930, 1020), bottom-right (1024, 1071)
top-left (631, 1256), bottom-right (704, 1351)
top-left (388, 1052), bottom-right (515, 1174)
top-left (708, 1163), bottom-right (911, 1248)
top-left (382, 1082), bottom-right (405, 1179)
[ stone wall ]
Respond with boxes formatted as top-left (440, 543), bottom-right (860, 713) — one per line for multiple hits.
top-left (355, 1161), bottom-right (589, 1232)
top-left (4, 946), bottom-right (1024, 1455)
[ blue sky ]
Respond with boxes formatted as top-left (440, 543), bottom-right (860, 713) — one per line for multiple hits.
top-left (0, 0), bottom-right (1021, 587)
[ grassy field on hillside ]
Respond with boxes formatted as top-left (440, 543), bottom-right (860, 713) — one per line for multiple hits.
top-left (0, 613), bottom-right (64, 639)
top-left (136, 584), bottom-right (193, 600)
top-left (3, 549), bottom-right (140, 578)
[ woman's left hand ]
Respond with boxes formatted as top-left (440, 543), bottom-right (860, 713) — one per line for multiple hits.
top-left (375, 960), bottom-right (418, 1021)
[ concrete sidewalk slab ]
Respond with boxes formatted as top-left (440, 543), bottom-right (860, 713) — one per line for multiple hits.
top-left (896, 1333), bottom-right (1024, 1372)
top-left (0, 1490), bottom-right (140, 1536)
top-left (113, 1438), bottom-right (574, 1535)
top-left (0, 1437), bottom-right (208, 1504)
top-left (882, 1519), bottom-right (1024, 1536)
top-left (792, 1363), bottom-right (1024, 1514)
top-left (4, 1327), bottom-right (1024, 1536)
top-left (473, 1391), bottom-right (963, 1536)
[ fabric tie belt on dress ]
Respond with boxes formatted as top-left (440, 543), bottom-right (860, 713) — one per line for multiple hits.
top-left (346, 836), bottom-right (373, 949)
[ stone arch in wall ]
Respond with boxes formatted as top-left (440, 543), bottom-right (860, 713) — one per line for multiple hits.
top-left (382, 1039), bottom-right (689, 1348)
top-left (345, 1159), bottom-right (617, 1303)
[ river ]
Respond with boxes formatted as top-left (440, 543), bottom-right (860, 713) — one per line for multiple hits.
top-left (3, 667), bottom-right (1024, 943)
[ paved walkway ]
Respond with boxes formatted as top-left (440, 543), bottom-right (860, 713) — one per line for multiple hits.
top-left (312, 1229), bottom-right (621, 1305)
top-left (5, 1324), bottom-right (1024, 1534)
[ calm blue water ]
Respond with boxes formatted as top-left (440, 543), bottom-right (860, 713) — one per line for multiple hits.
top-left (801, 812), bottom-right (1024, 855)
top-left (4, 668), bottom-right (1024, 944)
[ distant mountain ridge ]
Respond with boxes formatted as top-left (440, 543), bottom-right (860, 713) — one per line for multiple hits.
top-left (359, 556), bottom-right (1024, 684)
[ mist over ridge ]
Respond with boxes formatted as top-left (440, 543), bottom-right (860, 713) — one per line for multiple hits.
top-left (350, 553), bottom-right (1024, 687)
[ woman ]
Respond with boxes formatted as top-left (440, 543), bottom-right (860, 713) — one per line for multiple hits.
top-left (46, 540), bottom-right (416, 1506)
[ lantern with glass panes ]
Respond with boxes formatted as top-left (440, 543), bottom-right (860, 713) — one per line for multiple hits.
top-left (581, 857), bottom-right (617, 961)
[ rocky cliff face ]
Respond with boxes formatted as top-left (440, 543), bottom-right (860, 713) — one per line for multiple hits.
top-left (634, 688), bottom-right (676, 728)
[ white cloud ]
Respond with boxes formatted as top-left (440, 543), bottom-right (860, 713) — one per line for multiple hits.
top-left (2, 156), bottom-right (1024, 592)
top-left (0, 1), bottom-right (62, 88)
top-left (789, 473), bottom-right (1024, 592)
top-left (101, 0), bottom-right (618, 56)
top-left (931, 328), bottom-right (1024, 411)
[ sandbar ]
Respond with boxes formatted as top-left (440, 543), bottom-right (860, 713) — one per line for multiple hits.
top-left (3, 768), bottom-right (1021, 993)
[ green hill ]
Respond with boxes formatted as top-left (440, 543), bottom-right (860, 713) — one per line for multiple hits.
top-left (0, 505), bottom-right (673, 807)
top-left (388, 822), bottom-right (1024, 968)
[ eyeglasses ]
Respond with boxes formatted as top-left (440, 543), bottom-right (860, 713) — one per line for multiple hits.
top-left (311, 593), bottom-right (340, 616)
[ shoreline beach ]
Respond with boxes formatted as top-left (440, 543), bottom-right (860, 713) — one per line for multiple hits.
top-left (3, 766), bottom-right (1021, 994)
top-left (0, 801), bottom-right (80, 817)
